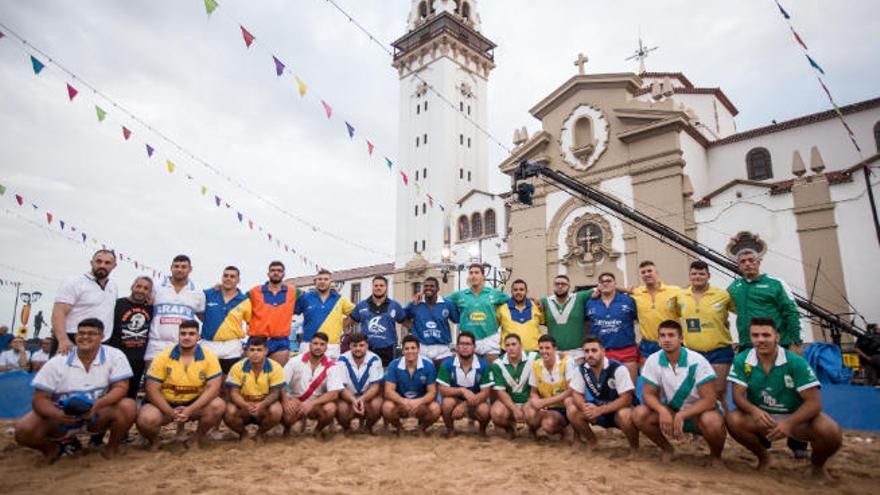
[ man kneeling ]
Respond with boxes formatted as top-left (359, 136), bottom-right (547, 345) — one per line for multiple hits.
top-left (336, 332), bottom-right (384, 433)
top-left (382, 335), bottom-right (441, 435)
top-left (15, 318), bottom-right (136, 460)
top-left (136, 320), bottom-right (226, 450)
top-left (726, 317), bottom-right (842, 478)
top-left (438, 331), bottom-right (494, 437)
top-left (281, 332), bottom-right (343, 437)
top-left (633, 320), bottom-right (726, 466)
top-left (567, 336), bottom-right (639, 451)
top-left (223, 336), bottom-right (285, 440)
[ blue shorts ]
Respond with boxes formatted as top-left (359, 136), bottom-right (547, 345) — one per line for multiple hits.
top-left (549, 408), bottom-right (568, 420)
top-left (696, 346), bottom-right (734, 364)
top-left (267, 337), bottom-right (290, 354)
top-left (639, 340), bottom-right (661, 358)
top-left (593, 412), bottom-right (618, 429)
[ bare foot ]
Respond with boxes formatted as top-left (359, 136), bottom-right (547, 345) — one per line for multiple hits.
top-left (445, 429), bottom-right (457, 438)
top-left (185, 437), bottom-right (201, 451)
top-left (625, 448), bottom-right (638, 460)
top-left (660, 447), bottom-right (674, 463)
top-left (811, 465), bottom-right (837, 481)
top-left (707, 457), bottom-right (724, 469)
top-left (100, 446), bottom-right (118, 460)
top-left (148, 441), bottom-right (161, 452)
top-left (756, 453), bottom-right (772, 471)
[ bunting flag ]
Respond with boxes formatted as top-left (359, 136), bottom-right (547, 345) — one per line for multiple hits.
top-left (46, 212), bottom-right (53, 224)
top-left (214, 195), bottom-right (221, 207)
top-left (95, 105), bottom-right (106, 122)
top-left (60, 220), bottom-right (65, 230)
top-left (385, 158), bottom-right (392, 170)
top-left (66, 83), bottom-right (78, 101)
top-left (30, 55), bottom-right (44, 75)
top-left (122, 126), bottom-right (132, 140)
top-left (400, 171), bottom-right (408, 185)
top-left (789, 26), bottom-right (807, 50)
top-left (774, 0), bottom-right (790, 19)
top-left (427, 194), bottom-right (433, 207)
top-left (320, 100), bottom-right (332, 119)
top-left (240, 25), bottom-right (255, 48)
top-left (366, 140), bottom-right (374, 156)
top-left (15, 194), bottom-right (23, 206)
top-left (200, 185), bottom-right (207, 195)
top-left (268, 232), bottom-right (272, 241)
top-left (295, 76), bottom-right (307, 96)
top-left (146, 144), bottom-right (155, 157)
top-left (0, 184), bottom-right (5, 195)
top-left (0, 31), bottom-right (5, 39)
top-left (237, 212), bottom-right (243, 222)
top-left (272, 55), bottom-right (285, 76)
top-left (345, 121), bottom-right (355, 138)
top-left (204, 0), bottom-right (219, 15)
top-left (415, 183), bottom-right (421, 194)
top-left (81, 232), bottom-right (86, 242)
top-left (248, 219), bottom-right (254, 230)
top-left (166, 160), bottom-right (175, 173)
top-left (806, 54), bottom-right (824, 75)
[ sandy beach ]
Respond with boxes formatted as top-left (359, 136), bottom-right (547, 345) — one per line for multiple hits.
top-left (0, 419), bottom-right (877, 494)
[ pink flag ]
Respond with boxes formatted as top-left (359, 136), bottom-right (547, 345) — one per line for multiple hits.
top-left (321, 100), bottom-right (332, 119)
top-left (122, 126), bottom-right (132, 140)
top-left (366, 140), bottom-right (374, 156)
top-left (66, 83), bottom-right (78, 101)
top-left (427, 194), bottom-right (434, 207)
top-left (240, 26), bottom-right (255, 48)
top-left (400, 171), bottom-right (409, 185)
top-left (46, 212), bottom-right (53, 224)
top-left (15, 194), bottom-right (23, 206)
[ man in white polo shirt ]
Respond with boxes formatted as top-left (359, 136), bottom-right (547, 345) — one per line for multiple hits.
top-left (52, 249), bottom-right (119, 355)
top-left (14, 318), bottom-right (135, 460)
top-left (335, 332), bottom-right (384, 433)
top-left (145, 255), bottom-right (206, 361)
top-left (281, 332), bottom-right (344, 437)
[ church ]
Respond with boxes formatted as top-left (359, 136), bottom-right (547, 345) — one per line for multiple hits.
top-left (291, 0), bottom-right (880, 343)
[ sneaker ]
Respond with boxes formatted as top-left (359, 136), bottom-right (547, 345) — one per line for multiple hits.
top-left (88, 433), bottom-right (105, 448)
top-left (57, 437), bottom-right (82, 458)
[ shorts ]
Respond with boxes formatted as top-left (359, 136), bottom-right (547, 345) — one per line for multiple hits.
top-left (559, 349), bottom-right (585, 361)
top-left (696, 346), bottom-right (735, 365)
top-left (548, 407), bottom-right (568, 420)
top-left (638, 340), bottom-right (661, 358)
top-left (605, 345), bottom-right (639, 363)
top-left (475, 334), bottom-right (501, 357)
top-left (201, 339), bottom-right (244, 360)
top-left (593, 412), bottom-right (618, 429)
top-left (267, 337), bottom-right (291, 355)
top-left (298, 343), bottom-right (341, 359)
top-left (420, 344), bottom-right (453, 362)
top-left (370, 345), bottom-right (396, 368)
top-left (244, 415), bottom-right (260, 426)
top-left (219, 358), bottom-right (240, 375)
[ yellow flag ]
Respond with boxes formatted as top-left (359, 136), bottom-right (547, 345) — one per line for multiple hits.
top-left (167, 160), bottom-right (175, 173)
top-left (295, 76), bottom-right (307, 97)
top-left (200, 185), bottom-right (207, 195)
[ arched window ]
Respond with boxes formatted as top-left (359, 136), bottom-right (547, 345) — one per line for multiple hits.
top-left (746, 147), bottom-right (773, 181)
top-left (471, 212), bottom-right (483, 238)
top-left (874, 121), bottom-right (880, 152)
top-left (418, 1), bottom-right (428, 19)
top-left (484, 209), bottom-right (496, 235)
top-left (458, 215), bottom-right (470, 240)
top-left (574, 116), bottom-right (594, 150)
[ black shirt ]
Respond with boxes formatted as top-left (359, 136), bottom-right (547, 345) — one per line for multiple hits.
top-left (109, 298), bottom-right (153, 361)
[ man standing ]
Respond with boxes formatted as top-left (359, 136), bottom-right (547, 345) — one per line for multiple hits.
top-left (0, 337), bottom-right (29, 372)
top-left (525, 335), bottom-right (577, 438)
top-left (381, 335), bottom-right (441, 435)
top-left (145, 255), bottom-right (206, 362)
top-left (631, 261), bottom-right (680, 361)
top-left (15, 318), bottom-right (135, 459)
top-left (585, 272), bottom-right (639, 384)
top-left (52, 250), bottom-right (119, 355)
top-left (567, 336), bottom-right (638, 451)
top-left (437, 331), bottom-right (494, 437)
top-left (349, 276), bottom-right (406, 367)
top-left (295, 269), bottom-right (355, 359)
top-left (238, 261), bottom-right (299, 365)
top-left (725, 318), bottom-right (842, 478)
top-left (281, 332), bottom-right (344, 436)
top-left (496, 279), bottom-right (544, 353)
top-left (29, 338), bottom-right (53, 372)
top-left (108, 276), bottom-right (153, 400)
top-left (136, 320), bottom-right (226, 450)
top-left (446, 264), bottom-right (510, 362)
top-left (541, 275), bottom-right (593, 365)
top-left (402, 277), bottom-right (459, 365)
top-left (489, 334), bottom-right (537, 437)
top-left (633, 320), bottom-right (726, 466)
top-left (200, 266), bottom-right (248, 374)
top-left (223, 336), bottom-right (285, 441)
top-left (335, 332), bottom-right (384, 433)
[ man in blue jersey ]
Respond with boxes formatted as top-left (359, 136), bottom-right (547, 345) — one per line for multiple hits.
top-left (382, 335), bottom-right (441, 435)
top-left (294, 269), bottom-right (355, 359)
top-left (437, 331), bottom-right (494, 437)
top-left (200, 266), bottom-right (247, 375)
top-left (335, 332), bottom-right (384, 433)
top-left (585, 272), bottom-right (639, 385)
top-left (402, 277), bottom-right (459, 366)
top-left (348, 276), bottom-right (407, 367)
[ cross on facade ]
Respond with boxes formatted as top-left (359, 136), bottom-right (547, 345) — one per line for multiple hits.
top-left (574, 53), bottom-right (589, 75)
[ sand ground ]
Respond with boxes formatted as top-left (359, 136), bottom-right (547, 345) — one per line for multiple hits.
top-left (0, 420), bottom-right (877, 494)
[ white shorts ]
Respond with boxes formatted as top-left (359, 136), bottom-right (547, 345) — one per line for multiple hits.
top-left (559, 349), bottom-right (585, 361)
top-left (200, 339), bottom-right (244, 360)
top-left (420, 344), bottom-right (453, 362)
top-left (298, 343), bottom-right (341, 359)
top-left (475, 334), bottom-right (501, 357)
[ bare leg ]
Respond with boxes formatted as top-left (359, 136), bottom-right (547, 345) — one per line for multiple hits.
top-left (416, 402), bottom-right (441, 434)
top-left (711, 364), bottom-right (731, 412)
top-left (632, 405), bottom-right (674, 462)
top-left (257, 402), bottom-right (283, 440)
top-left (472, 402), bottom-right (491, 436)
top-left (725, 409), bottom-right (770, 470)
top-left (14, 412), bottom-right (64, 458)
top-left (790, 413), bottom-right (842, 479)
top-left (269, 350), bottom-right (290, 366)
top-left (616, 408), bottom-right (639, 451)
top-left (136, 403), bottom-right (171, 451)
top-left (695, 410), bottom-right (727, 467)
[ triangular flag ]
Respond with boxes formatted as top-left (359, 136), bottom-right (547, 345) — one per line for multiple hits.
top-left (166, 160), bottom-right (175, 173)
top-left (385, 157), bottom-right (392, 170)
top-left (122, 126), bottom-right (132, 140)
top-left (366, 140), bottom-right (374, 156)
top-left (95, 106), bottom-right (106, 122)
top-left (790, 27), bottom-right (808, 50)
top-left (204, 0), bottom-right (218, 15)
top-left (400, 171), bottom-right (409, 185)
top-left (134, 261), bottom-right (139, 269)
top-left (46, 212), bottom-right (53, 224)
top-left (15, 194), bottom-right (23, 206)
top-left (224, 202), bottom-right (230, 208)
top-left (240, 25), bottom-right (255, 48)
top-left (268, 233), bottom-right (273, 241)
top-left (321, 100), bottom-right (333, 119)
top-left (0, 184), bottom-right (5, 195)
top-left (850, 136), bottom-right (862, 153)
top-left (60, 220), bottom-right (65, 230)
top-left (81, 233), bottom-right (87, 242)
top-left (30, 55), bottom-right (45, 75)
top-left (806, 54), bottom-right (825, 75)
top-left (439, 204), bottom-right (445, 212)
top-left (415, 183), bottom-right (421, 194)
top-left (214, 195), bottom-right (221, 207)
top-left (427, 194), bottom-right (434, 207)
top-left (0, 31), bottom-right (4, 39)
top-left (236, 212), bottom-right (243, 222)
top-left (818, 78), bottom-right (833, 102)
top-left (200, 185), bottom-right (207, 195)
top-left (248, 219), bottom-right (254, 230)
top-left (284, 244), bottom-right (289, 252)
top-left (66, 83), bottom-right (78, 101)
top-left (272, 55), bottom-right (285, 76)
top-left (775, 0), bottom-right (790, 20)
top-left (146, 144), bottom-right (154, 157)
top-left (345, 121), bottom-right (355, 139)
top-left (294, 76), bottom-right (307, 96)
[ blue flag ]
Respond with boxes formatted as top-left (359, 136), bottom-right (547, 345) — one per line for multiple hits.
top-left (775, 0), bottom-right (790, 20)
top-left (385, 157), bottom-right (393, 170)
top-left (345, 121), bottom-right (355, 139)
top-left (806, 54), bottom-right (825, 75)
top-left (30, 55), bottom-right (45, 74)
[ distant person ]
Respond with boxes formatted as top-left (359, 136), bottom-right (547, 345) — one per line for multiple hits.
top-left (381, 335), bottom-right (441, 435)
top-left (145, 255), bottom-right (206, 362)
top-left (0, 337), bottom-right (29, 372)
top-left (0, 325), bottom-right (11, 350)
top-left (349, 276), bottom-right (406, 367)
top-left (223, 336), bottom-right (285, 441)
top-left (29, 338), bottom-right (53, 372)
top-left (33, 311), bottom-right (46, 339)
top-left (108, 276), bottom-right (153, 400)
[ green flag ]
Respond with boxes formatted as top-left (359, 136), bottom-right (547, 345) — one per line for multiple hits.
top-left (0, 183), bottom-right (6, 196)
top-left (204, 0), bottom-right (218, 15)
top-left (96, 105), bottom-right (106, 122)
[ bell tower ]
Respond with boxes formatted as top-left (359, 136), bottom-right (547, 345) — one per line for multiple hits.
top-left (392, 0), bottom-right (496, 268)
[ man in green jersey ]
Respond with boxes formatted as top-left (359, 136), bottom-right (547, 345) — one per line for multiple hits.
top-left (446, 264), bottom-right (510, 363)
top-left (726, 317), bottom-right (841, 478)
top-left (541, 274), bottom-right (593, 365)
top-left (489, 334), bottom-right (537, 438)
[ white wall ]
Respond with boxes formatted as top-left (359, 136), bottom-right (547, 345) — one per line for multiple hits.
top-left (681, 133), bottom-right (709, 196)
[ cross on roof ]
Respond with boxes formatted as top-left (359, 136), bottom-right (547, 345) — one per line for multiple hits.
top-left (574, 53), bottom-right (589, 75)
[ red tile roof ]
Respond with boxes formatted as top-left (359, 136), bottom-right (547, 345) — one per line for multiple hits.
top-left (285, 262), bottom-right (395, 286)
top-left (633, 86), bottom-right (739, 116)
top-left (639, 72), bottom-right (695, 89)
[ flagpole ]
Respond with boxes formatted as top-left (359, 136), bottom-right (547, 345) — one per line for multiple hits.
top-left (864, 164), bottom-right (880, 247)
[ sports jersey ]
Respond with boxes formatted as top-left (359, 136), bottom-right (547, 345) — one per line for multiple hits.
top-left (54, 273), bottom-right (119, 341)
top-left (0, 349), bottom-right (27, 371)
top-left (446, 286), bottom-right (510, 340)
top-left (585, 292), bottom-right (638, 350)
top-left (670, 285), bottom-right (735, 352)
top-left (29, 349), bottom-right (51, 364)
top-left (641, 348), bottom-right (716, 412)
top-left (528, 355), bottom-right (576, 408)
top-left (226, 357), bottom-right (285, 403)
top-left (490, 351), bottom-right (537, 404)
top-left (146, 278), bottom-right (206, 360)
top-left (283, 352), bottom-right (343, 400)
top-left (542, 290), bottom-right (593, 352)
top-left (31, 345), bottom-right (132, 402)
top-left (496, 299), bottom-right (545, 352)
top-left (727, 273), bottom-right (802, 346)
top-left (295, 290), bottom-right (355, 344)
top-left (384, 356), bottom-right (437, 399)
top-left (436, 355), bottom-right (493, 393)
top-left (336, 350), bottom-right (384, 397)
top-left (201, 288), bottom-right (247, 341)
top-left (109, 298), bottom-right (153, 362)
top-left (403, 297), bottom-right (459, 346)
top-left (569, 358), bottom-right (634, 405)
top-left (631, 283), bottom-right (680, 343)
top-left (244, 284), bottom-right (299, 338)
top-left (145, 344), bottom-right (222, 404)
top-left (728, 346), bottom-right (820, 415)
top-left (350, 297), bottom-right (407, 349)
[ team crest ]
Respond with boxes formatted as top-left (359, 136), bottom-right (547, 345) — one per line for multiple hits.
top-left (784, 375), bottom-right (794, 388)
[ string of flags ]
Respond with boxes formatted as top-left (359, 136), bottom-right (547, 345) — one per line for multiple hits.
top-left (198, 0), bottom-right (448, 213)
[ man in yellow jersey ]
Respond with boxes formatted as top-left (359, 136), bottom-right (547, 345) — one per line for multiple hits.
top-left (669, 261), bottom-right (736, 410)
top-left (223, 336), bottom-right (285, 441)
top-left (295, 269), bottom-right (355, 358)
top-left (630, 261), bottom-right (679, 362)
top-left (136, 320), bottom-right (226, 450)
top-left (525, 335), bottom-right (577, 438)
top-left (496, 279), bottom-right (544, 352)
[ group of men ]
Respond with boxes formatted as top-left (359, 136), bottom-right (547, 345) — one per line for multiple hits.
top-left (12, 248), bottom-right (843, 477)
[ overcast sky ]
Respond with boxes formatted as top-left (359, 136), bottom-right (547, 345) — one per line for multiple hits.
top-left (1, 0), bottom-right (878, 331)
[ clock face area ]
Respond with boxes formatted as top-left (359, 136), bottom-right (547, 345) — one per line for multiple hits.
top-left (559, 104), bottom-right (609, 171)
